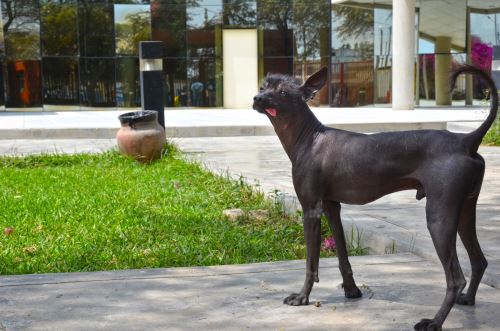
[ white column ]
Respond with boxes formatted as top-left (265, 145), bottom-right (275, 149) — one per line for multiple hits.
top-left (435, 36), bottom-right (452, 105)
top-left (392, 0), bottom-right (415, 110)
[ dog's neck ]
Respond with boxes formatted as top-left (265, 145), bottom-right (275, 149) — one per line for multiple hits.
top-left (271, 104), bottom-right (325, 163)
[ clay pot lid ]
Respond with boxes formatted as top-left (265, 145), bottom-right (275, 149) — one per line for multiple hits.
top-left (118, 110), bottom-right (158, 126)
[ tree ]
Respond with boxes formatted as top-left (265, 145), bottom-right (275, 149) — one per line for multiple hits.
top-left (116, 10), bottom-right (151, 56)
top-left (332, 4), bottom-right (374, 61)
top-left (223, 0), bottom-right (256, 27)
top-left (40, 2), bottom-right (77, 56)
top-left (2, 0), bottom-right (40, 59)
top-left (332, 4), bottom-right (374, 41)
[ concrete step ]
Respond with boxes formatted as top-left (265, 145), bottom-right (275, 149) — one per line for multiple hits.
top-left (0, 107), bottom-right (485, 139)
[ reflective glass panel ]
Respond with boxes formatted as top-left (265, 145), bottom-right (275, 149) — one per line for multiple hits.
top-left (115, 4), bottom-right (151, 56)
top-left (186, 0), bottom-right (222, 57)
top-left (163, 58), bottom-right (187, 107)
top-left (223, 0), bottom-right (256, 28)
top-left (469, 3), bottom-right (500, 101)
top-left (257, 0), bottom-right (293, 81)
top-left (418, 0), bottom-right (466, 54)
top-left (373, 6), bottom-right (390, 105)
top-left (79, 58), bottom-right (116, 108)
top-left (42, 57), bottom-right (79, 106)
top-left (470, 15), bottom-right (496, 72)
top-left (115, 0), bottom-right (149, 3)
top-left (331, 1), bottom-right (374, 107)
top-left (78, 3), bottom-right (115, 57)
top-left (2, 0), bottom-right (41, 60)
top-left (116, 58), bottom-right (141, 108)
top-left (262, 57), bottom-right (293, 76)
top-left (418, 53), bottom-right (467, 105)
top-left (187, 57), bottom-right (220, 107)
top-left (151, 2), bottom-right (187, 58)
top-left (292, 0), bottom-right (329, 104)
top-left (0, 63), bottom-right (5, 109)
top-left (293, 0), bottom-right (329, 63)
top-left (41, 1), bottom-right (78, 56)
top-left (5, 60), bottom-right (42, 108)
top-left (257, 0), bottom-right (293, 57)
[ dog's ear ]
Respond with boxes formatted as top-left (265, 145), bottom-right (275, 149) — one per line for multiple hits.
top-left (300, 67), bottom-right (328, 101)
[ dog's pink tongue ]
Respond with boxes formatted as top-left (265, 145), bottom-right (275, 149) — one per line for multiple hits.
top-left (265, 108), bottom-right (277, 117)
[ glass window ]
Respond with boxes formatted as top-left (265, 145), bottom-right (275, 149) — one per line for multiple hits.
top-left (223, 0), bottom-right (256, 28)
top-left (0, 63), bottom-right (5, 110)
top-left (79, 58), bottom-right (116, 108)
top-left (292, 0), bottom-right (329, 105)
top-left (116, 57), bottom-right (141, 108)
top-left (151, 2), bottom-right (187, 58)
top-left (2, 0), bottom-right (41, 60)
top-left (418, 0), bottom-right (466, 54)
top-left (257, 0), bottom-right (293, 58)
top-left (187, 57), bottom-right (220, 107)
top-left (262, 57), bottom-right (293, 76)
top-left (470, 10), bottom-right (499, 72)
top-left (5, 60), bottom-right (42, 108)
top-left (331, 1), bottom-right (374, 107)
top-left (115, 4), bottom-right (151, 56)
top-left (418, 0), bottom-right (466, 106)
top-left (292, 0), bottom-right (329, 63)
top-left (115, 0), bottom-right (149, 3)
top-left (78, 3), bottom-right (115, 57)
top-left (257, 0), bottom-right (293, 80)
top-left (469, 3), bottom-right (500, 102)
top-left (42, 57), bottom-right (79, 107)
top-left (163, 58), bottom-right (187, 107)
top-left (418, 53), bottom-right (467, 104)
top-left (186, 0), bottom-right (222, 58)
top-left (40, 1), bottom-right (78, 56)
top-left (373, 6), bottom-right (391, 105)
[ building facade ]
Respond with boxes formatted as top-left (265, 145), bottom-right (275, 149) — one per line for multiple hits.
top-left (0, 0), bottom-right (498, 111)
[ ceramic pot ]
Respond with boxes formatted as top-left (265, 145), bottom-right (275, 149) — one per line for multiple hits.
top-left (116, 110), bottom-right (166, 163)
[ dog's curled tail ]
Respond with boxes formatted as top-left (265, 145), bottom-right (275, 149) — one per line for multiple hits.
top-left (450, 65), bottom-right (499, 154)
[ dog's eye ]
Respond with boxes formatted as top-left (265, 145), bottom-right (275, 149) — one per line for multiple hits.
top-left (279, 90), bottom-right (287, 96)
top-left (259, 87), bottom-right (264, 92)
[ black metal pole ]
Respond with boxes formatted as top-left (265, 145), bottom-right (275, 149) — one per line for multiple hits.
top-left (139, 41), bottom-right (165, 128)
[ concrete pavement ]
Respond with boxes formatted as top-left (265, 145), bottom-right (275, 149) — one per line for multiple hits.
top-left (2, 254), bottom-right (500, 331)
top-left (1, 107), bottom-right (500, 330)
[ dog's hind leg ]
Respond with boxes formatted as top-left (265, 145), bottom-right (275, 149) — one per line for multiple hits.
top-left (457, 193), bottom-right (488, 306)
top-left (323, 200), bottom-right (362, 298)
top-left (414, 195), bottom-right (466, 331)
top-left (283, 203), bottom-right (322, 306)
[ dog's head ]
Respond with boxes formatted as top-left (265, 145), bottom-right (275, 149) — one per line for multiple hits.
top-left (253, 67), bottom-right (328, 118)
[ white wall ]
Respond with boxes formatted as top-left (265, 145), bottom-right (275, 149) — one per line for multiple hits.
top-left (223, 29), bottom-right (258, 108)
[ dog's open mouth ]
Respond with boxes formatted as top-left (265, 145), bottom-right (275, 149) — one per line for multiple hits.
top-left (265, 108), bottom-right (277, 117)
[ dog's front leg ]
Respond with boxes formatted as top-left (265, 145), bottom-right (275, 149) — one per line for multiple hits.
top-left (284, 207), bottom-right (321, 306)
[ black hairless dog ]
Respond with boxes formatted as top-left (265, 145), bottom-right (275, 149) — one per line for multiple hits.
top-left (252, 65), bottom-right (498, 331)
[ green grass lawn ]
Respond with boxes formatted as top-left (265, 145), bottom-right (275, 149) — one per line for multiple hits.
top-left (483, 119), bottom-right (500, 146)
top-left (0, 145), bottom-right (362, 275)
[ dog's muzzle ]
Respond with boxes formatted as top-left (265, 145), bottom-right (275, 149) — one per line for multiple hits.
top-left (253, 95), bottom-right (277, 117)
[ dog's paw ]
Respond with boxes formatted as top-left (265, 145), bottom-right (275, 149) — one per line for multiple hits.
top-left (414, 318), bottom-right (442, 331)
top-left (283, 293), bottom-right (309, 306)
top-left (344, 285), bottom-right (362, 299)
top-left (456, 293), bottom-right (475, 306)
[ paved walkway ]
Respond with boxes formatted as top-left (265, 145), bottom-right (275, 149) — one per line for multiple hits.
top-left (1, 107), bottom-right (500, 330)
top-left (2, 254), bottom-right (500, 331)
